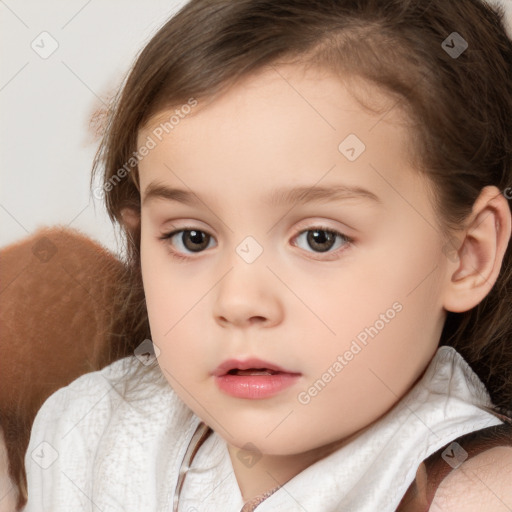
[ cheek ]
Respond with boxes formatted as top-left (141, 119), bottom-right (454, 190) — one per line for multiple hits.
top-left (294, 301), bottom-right (438, 449)
top-left (140, 233), bottom-right (213, 375)
top-left (140, 232), bottom-right (177, 342)
top-left (307, 235), bottom-right (444, 403)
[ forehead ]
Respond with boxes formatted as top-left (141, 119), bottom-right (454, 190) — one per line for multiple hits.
top-left (136, 63), bottom-right (425, 207)
top-left (140, 63), bottom-right (412, 138)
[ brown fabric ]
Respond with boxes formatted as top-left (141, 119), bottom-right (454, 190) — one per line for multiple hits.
top-left (397, 411), bottom-right (512, 511)
top-left (0, 227), bottom-right (129, 511)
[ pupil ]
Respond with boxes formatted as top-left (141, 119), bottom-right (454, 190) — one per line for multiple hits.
top-left (184, 230), bottom-right (209, 252)
top-left (308, 230), bottom-right (335, 252)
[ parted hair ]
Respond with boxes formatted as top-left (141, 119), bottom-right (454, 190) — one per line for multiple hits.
top-left (92, 0), bottom-right (512, 413)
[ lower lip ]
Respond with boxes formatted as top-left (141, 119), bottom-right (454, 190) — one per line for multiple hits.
top-left (215, 373), bottom-right (300, 399)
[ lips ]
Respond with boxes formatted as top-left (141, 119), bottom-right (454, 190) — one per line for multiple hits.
top-left (213, 358), bottom-right (301, 399)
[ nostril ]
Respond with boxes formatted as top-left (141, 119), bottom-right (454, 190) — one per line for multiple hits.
top-left (249, 316), bottom-right (266, 324)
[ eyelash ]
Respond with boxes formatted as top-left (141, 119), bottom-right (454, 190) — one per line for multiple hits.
top-left (158, 225), bottom-right (354, 262)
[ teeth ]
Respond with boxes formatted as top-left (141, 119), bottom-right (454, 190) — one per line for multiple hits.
top-left (232, 368), bottom-right (277, 376)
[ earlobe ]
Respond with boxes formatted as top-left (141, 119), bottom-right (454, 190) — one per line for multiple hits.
top-left (442, 186), bottom-right (512, 313)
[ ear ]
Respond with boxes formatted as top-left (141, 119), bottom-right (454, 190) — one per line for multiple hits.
top-left (442, 186), bottom-right (511, 313)
top-left (120, 206), bottom-right (141, 231)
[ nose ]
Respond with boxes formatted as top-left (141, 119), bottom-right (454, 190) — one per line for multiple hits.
top-left (212, 258), bottom-right (284, 329)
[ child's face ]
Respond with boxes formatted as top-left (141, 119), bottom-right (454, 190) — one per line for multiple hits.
top-left (137, 64), bottom-right (452, 456)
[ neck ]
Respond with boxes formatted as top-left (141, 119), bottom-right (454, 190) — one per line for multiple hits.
top-left (227, 428), bottom-right (367, 504)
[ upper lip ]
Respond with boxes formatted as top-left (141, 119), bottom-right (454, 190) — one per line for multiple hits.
top-left (212, 358), bottom-right (300, 377)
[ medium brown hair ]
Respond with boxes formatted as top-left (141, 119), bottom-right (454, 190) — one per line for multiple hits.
top-left (92, 0), bottom-right (512, 412)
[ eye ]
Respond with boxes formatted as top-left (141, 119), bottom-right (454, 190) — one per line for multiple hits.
top-left (159, 228), bottom-right (216, 257)
top-left (159, 225), bottom-right (352, 261)
top-left (292, 226), bottom-right (352, 256)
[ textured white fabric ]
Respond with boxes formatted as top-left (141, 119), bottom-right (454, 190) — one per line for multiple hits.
top-left (22, 346), bottom-right (504, 512)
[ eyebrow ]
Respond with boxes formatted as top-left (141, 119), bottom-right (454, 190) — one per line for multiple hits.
top-left (142, 182), bottom-right (381, 207)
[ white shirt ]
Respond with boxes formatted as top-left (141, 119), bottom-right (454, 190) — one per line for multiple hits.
top-left (23, 345), bottom-right (504, 512)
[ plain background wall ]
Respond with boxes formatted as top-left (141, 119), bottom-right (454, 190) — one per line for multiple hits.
top-left (0, 0), bottom-right (188, 257)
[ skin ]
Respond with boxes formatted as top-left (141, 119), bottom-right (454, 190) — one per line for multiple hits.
top-left (135, 63), bottom-right (511, 503)
top-left (430, 446), bottom-right (512, 511)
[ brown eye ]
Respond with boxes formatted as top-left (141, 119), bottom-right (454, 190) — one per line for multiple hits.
top-left (306, 229), bottom-right (337, 252)
top-left (161, 229), bottom-right (215, 254)
top-left (294, 227), bottom-right (351, 255)
top-left (180, 230), bottom-right (211, 252)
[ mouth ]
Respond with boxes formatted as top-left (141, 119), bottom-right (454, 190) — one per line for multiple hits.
top-left (213, 358), bottom-right (301, 399)
top-left (226, 368), bottom-right (280, 376)
top-left (212, 357), bottom-right (298, 376)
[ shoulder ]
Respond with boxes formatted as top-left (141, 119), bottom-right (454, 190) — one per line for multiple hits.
top-left (23, 357), bottom-right (187, 510)
top-left (25, 357), bottom-right (140, 461)
top-left (430, 446), bottom-right (512, 512)
top-left (27, 355), bottom-right (174, 437)
top-left (23, 357), bottom-right (135, 509)
top-left (31, 355), bottom-right (139, 420)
